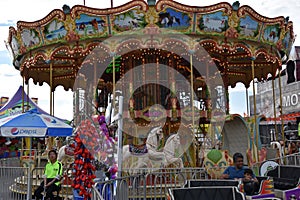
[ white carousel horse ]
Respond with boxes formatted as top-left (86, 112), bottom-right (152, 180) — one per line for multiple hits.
top-left (122, 126), bottom-right (165, 170)
top-left (163, 133), bottom-right (184, 168)
top-left (58, 136), bottom-right (75, 166)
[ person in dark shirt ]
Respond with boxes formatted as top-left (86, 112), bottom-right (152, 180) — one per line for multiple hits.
top-left (220, 152), bottom-right (257, 181)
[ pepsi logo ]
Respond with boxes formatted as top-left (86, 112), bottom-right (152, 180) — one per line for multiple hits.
top-left (11, 128), bottom-right (19, 135)
top-left (44, 117), bottom-right (57, 124)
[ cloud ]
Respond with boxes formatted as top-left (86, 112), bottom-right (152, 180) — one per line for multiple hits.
top-left (229, 92), bottom-right (248, 115)
top-left (0, 64), bottom-right (19, 76)
top-left (0, 50), bottom-right (11, 65)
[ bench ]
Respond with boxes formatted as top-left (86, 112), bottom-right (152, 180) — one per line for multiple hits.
top-left (266, 165), bottom-right (300, 190)
top-left (169, 186), bottom-right (245, 200)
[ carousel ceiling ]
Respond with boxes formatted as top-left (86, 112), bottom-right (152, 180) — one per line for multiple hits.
top-left (7, 0), bottom-right (295, 91)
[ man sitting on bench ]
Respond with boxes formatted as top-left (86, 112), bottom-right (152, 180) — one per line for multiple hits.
top-left (33, 150), bottom-right (63, 200)
top-left (220, 152), bottom-right (257, 181)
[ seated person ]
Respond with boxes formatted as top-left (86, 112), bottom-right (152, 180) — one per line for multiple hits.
top-left (220, 152), bottom-right (257, 181)
top-left (288, 142), bottom-right (298, 154)
top-left (243, 168), bottom-right (259, 195)
top-left (33, 150), bottom-right (63, 200)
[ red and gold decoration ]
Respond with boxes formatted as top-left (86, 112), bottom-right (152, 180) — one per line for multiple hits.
top-left (72, 120), bottom-right (97, 200)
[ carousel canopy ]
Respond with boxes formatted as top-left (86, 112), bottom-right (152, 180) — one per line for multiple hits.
top-left (7, 0), bottom-right (295, 91)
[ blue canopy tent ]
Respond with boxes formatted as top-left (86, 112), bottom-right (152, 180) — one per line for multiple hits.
top-left (0, 108), bottom-right (73, 200)
top-left (0, 108), bottom-right (73, 138)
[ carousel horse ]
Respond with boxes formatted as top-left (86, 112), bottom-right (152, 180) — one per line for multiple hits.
top-left (58, 136), bottom-right (75, 166)
top-left (122, 126), bottom-right (165, 170)
top-left (163, 132), bottom-right (184, 168)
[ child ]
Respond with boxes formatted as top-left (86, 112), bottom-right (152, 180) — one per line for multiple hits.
top-left (243, 168), bottom-right (259, 196)
top-left (243, 168), bottom-right (258, 182)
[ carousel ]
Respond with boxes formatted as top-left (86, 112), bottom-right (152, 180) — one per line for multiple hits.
top-left (6, 0), bottom-right (295, 199)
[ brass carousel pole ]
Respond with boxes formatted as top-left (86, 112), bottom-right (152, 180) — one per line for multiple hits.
top-left (26, 81), bottom-right (29, 111)
top-left (272, 76), bottom-right (278, 140)
top-left (21, 75), bottom-right (25, 156)
top-left (94, 62), bottom-right (97, 114)
top-left (22, 76), bottom-right (25, 113)
top-left (50, 61), bottom-right (53, 116)
top-left (26, 79), bottom-right (32, 157)
top-left (190, 53), bottom-right (195, 134)
top-left (48, 61), bottom-right (53, 151)
top-left (278, 68), bottom-right (286, 158)
top-left (112, 54), bottom-right (116, 111)
top-left (251, 59), bottom-right (259, 163)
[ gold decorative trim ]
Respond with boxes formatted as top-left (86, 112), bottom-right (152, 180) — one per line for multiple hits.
top-left (238, 6), bottom-right (285, 25)
top-left (17, 9), bottom-right (65, 29)
top-left (156, 0), bottom-right (232, 15)
top-left (71, 0), bottom-right (148, 17)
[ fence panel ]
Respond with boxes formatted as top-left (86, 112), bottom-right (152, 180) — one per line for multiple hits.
top-left (92, 168), bottom-right (207, 200)
top-left (0, 166), bottom-right (30, 200)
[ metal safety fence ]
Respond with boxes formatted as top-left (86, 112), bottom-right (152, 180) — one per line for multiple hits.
top-left (92, 167), bottom-right (208, 200)
top-left (251, 152), bottom-right (300, 174)
top-left (0, 161), bottom-right (73, 200)
top-left (0, 157), bottom-right (21, 167)
top-left (0, 166), bottom-right (30, 200)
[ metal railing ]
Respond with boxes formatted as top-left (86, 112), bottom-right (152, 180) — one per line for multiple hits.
top-left (0, 157), bottom-right (21, 167)
top-left (92, 168), bottom-right (208, 200)
top-left (251, 152), bottom-right (300, 175)
top-left (0, 159), bottom-right (73, 200)
top-left (0, 166), bottom-right (30, 200)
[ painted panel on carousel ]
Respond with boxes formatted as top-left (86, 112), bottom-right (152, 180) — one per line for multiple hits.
top-left (262, 24), bottom-right (281, 44)
top-left (112, 9), bottom-right (146, 32)
top-left (203, 149), bottom-right (233, 179)
top-left (43, 19), bottom-right (67, 41)
top-left (10, 36), bottom-right (20, 56)
top-left (75, 14), bottom-right (107, 37)
top-left (157, 8), bottom-right (191, 30)
top-left (198, 11), bottom-right (228, 33)
top-left (238, 15), bottom-right (260, 38)
top-left (282, 32), bottom-right (291, 51)
top-left (20, 28), bottom-right (40, 48)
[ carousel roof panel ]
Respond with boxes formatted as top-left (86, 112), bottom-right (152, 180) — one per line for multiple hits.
top-left (6, 0), bottom-right (295, 91)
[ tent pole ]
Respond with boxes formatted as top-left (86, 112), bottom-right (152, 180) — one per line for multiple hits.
top-left (27, 81), bottom-right (29, 111)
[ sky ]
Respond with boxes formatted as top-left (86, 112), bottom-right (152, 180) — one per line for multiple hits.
top-left (0, 0), bottom-right (299, 120)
